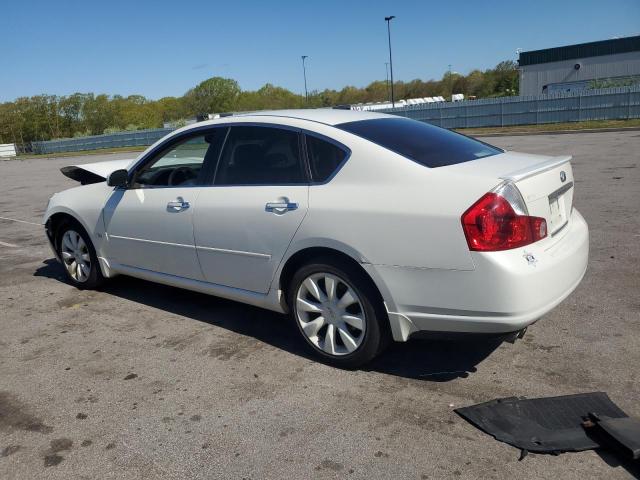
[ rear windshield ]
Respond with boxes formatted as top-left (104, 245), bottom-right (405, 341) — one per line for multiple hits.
top-left (336, 117), bottom-right (502, 168)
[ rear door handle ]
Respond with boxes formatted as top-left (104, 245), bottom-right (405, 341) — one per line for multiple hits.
top-left (167, 197), bottom-right (190, 211)
top-left (265, 201), bottom-right (298, 214)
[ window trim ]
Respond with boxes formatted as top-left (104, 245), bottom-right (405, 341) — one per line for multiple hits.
top-left (302, 132), bottom-right (351, 185)
top-left (127, 126), bottom-right (227, 189)
top-left (211, 123), bottom-right (310, 187)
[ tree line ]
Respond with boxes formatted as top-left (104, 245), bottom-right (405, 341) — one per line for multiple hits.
top-left (0, 60), bottom-right (518, 145)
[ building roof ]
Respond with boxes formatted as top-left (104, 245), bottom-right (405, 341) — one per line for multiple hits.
top-left (519, 35), bottom-right (640, 66)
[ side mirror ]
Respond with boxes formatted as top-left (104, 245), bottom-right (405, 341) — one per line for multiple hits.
top-left (107, 169), bottom-right (129, 188)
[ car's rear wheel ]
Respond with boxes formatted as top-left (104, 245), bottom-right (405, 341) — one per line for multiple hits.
top-left (57, 221), bottom-right (104, 289)
top-left (288, 259), bottom-right (387, 368)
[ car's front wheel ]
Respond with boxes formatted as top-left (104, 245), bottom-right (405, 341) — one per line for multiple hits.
top-left (288, 259), bottom-right (388, 368)
top-left (57, 222), bottom-right (104, 289)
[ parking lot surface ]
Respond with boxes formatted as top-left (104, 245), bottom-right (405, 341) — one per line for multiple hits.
top-left (1, 131), bottom-right (639, 479)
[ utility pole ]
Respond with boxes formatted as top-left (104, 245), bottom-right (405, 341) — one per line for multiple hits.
top-left (384, 16), bottom-right (396, 107)
top-left (448, 64), bottom-right (452, 98)
top-left (384, 62), bottom-right (390, 102)
top-left (301, 56), bottom-right (309, 103)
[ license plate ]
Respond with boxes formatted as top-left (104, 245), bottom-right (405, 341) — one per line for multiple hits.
top-left (548, 195), bottom-right (567, 233)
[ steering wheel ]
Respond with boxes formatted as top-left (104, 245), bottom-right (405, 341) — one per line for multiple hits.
top-left (168, 166), bottom-right (196, 186)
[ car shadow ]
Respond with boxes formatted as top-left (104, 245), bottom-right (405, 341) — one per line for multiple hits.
top-left (366, 336), bottom-right (502, 382)
top-left (35, 258), bottom-right (502, 382)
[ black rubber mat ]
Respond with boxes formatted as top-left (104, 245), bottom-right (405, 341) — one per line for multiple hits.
top-left (588, 415), bottom-right (640, 460)
top-left (455, 392), bottom-right (628, 454)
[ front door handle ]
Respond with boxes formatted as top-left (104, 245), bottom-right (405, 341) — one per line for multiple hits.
top-left (265, 200), bottom-right (298, 214)
top-left (167, 197), bottom-right (190, 211)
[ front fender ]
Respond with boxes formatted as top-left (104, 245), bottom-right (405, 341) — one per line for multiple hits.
top-left (44, 183), bottom-right (114, 259)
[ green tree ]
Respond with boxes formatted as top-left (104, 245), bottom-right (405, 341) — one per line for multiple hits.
top-left (157, 96), bottom-right (188, 122)
top-left (183, 77), bottom-right (241, 115)
top-left (82, 94), bottom-right (116, 135)
top-left (491, 60), bottom-right (519, 97)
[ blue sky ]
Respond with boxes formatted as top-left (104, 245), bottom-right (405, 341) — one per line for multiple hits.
top-left (3, 0), bottom-right (639, 102)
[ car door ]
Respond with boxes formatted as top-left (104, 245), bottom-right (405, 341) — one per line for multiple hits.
top-left (103, 129), bottom-right (225, 280)
top-left (193, 124), bottom-right (309, 293)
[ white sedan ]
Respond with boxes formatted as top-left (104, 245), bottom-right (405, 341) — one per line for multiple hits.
top-left (44, 109), bottom-right (589, 367)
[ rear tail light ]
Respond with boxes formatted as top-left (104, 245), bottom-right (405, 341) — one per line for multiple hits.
top-left (462, 187), bottom-right (547, 252)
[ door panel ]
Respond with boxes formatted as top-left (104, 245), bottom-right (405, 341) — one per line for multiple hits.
top-left (100, 130), bottom-right (225, 280)
top-left (103, 187), bottom-right (204, 280)
top-left (194, 186), bottom-right (308, 292)
top-left (192, 124), bottom-right (309, 293)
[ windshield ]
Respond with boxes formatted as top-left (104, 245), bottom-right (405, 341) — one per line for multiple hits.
top-left (336, 117), bottom-right (502, 168)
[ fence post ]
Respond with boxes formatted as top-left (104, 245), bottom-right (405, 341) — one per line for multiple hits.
top-left (500, 100), bottom-right (504, 127)
top-left (578, 92), bottom-right (582, 122)
top-left (629, 88), bottom-right (632, 120)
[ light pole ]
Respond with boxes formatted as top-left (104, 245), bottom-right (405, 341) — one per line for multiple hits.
top-left (384, 62), bottom-right (390, 102)
top-left (384, 16), bottom-right (396, 107)
top-left (301, 55), bottom-right (309, 103)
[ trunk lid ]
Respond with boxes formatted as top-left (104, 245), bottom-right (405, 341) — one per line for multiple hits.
top-left (448, 151), bottom-right (575, 236)
top-left (504, 155), bottom-right (574, 236)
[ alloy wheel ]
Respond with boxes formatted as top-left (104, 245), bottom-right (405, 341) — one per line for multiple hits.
top-left (61, 229), bottom-right (91, 283)
top-left (295, 273), bottom-right (366, 356)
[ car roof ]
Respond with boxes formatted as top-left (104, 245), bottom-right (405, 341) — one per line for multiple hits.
top-left (227, 108), bottom-right (391, 126)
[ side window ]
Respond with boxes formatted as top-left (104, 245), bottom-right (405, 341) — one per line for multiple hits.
top-left (214, 126), bottom-right (306, 185)
top-left (134, 131), bottom-right (223, 187)
top-left (305, 135), bottom-right (347, 183)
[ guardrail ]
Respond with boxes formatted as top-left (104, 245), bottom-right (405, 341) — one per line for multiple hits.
top-left (381, 85), bottom-right (640, 128)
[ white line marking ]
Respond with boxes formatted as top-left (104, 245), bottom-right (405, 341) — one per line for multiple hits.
top-left (0, 216), bottom-right (42, 226)
top-left (0, 240), bottom-right (19, 248)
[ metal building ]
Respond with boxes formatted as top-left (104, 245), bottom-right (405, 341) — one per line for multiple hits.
top-left (518, 35), bottom-right (640, 96)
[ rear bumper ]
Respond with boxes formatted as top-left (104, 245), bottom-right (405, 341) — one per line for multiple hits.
top-left (365, 209), bottom-right (589, 341)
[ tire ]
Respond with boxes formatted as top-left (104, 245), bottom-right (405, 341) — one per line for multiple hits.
top-left (56, 220), bottom-right (104, 290)
top-left (287, 257), bottom-right (388, 368)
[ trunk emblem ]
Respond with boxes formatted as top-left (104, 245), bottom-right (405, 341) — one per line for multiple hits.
top-left (560, 171), bottom-right (567, 182)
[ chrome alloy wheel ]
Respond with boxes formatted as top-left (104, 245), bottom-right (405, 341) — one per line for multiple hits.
top-left (295, 273), bottom-right (366, 356)
top-left (61, 230), bottom-right (91, 283)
